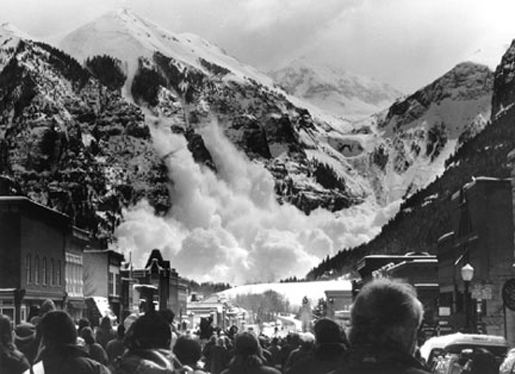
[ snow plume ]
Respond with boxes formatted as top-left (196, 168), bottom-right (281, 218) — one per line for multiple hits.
top-left (115, 115), bottom-right (399, 284)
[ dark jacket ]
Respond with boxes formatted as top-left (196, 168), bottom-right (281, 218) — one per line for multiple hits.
top-left (0, 345), bottom-right (31, 374)
top-left (111, 348), bottom-right (174, 374)
top-left (331, 350), bottom-right (431, 374)
top-left (288, 343), bottom-right (347, 374)
top-left (37, 345), bottom-right (110, 374)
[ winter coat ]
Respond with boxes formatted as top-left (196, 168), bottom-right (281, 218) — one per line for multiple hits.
top-left (0, 345), bottom-right (31, 374)
top-left (86, 342), bottom-right (109, 366)
top-left (330, 349), bottom-right (431, 374)
top-left (287, 343), bottom-right (347, 374)
top-left (111, 348), bottom-right (175, 374)
top-left (34, 344), bottom-right (110, 374)
top-left (106, 338), bottom-right (126, 365)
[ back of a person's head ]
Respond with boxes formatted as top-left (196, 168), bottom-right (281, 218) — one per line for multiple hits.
top-left (40, 310), bottom-right (77, 347)
top-left (78, 318), bottom-right (91, 334)
top-left (40, 299), bottom-right (56, 315)
top-left (314, 318), bottom-right (345, 345)
top-left (235, 332), bottom-right (261, 357)
top-left (174, 335), bottom-right (201, 366)
top-left (116, 324), bottom-right (125, 339)
top-left (158, 309), bottom-right (175, 325)
top-left (80, 326), bottom-right (96, 345)
top-left (0, 314), bottom-right (13, 346)
top-left (299, 332), bottom-right (315, 349)
top-left (349, 278), bottom-right (423, 354)
top-left (127, 311), bottom-right (171, 350)
top-left (100, 316), bottom-right (112, 330)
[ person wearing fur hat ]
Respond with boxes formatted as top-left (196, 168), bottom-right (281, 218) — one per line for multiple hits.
top-left (14, 322), bottom-right (38, 364)
top-left (32, 310), bottom-right (110, 374)
top-left (110, 311), bottom-right (176, 374)
top-left (0, 314), bottom-right (30, 374)
top-left (221, 331), bottom-right (281, 374)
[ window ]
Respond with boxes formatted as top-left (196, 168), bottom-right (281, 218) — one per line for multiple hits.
top-left (26, 254), bottom-right (31, 285)
top-left (57, 260), bottom-right (62, 287)
top-left (34, 256), bottom-right (40, 285)
top-left (42, 258), bottom-right (47, 286)
top-left (108, 272), bottom-right (114, 296)
top-left (50, 259), bottom-right (55, 286)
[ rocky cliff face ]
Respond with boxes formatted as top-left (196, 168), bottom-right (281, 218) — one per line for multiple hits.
top-left (492, 40), bottom-right (515, 120)
top-left (59, 9), bottom-right (371, 216)
top-left (0, 34), bottom-right (169, 241)
top-left (352, 62), bottom-right (493, 203)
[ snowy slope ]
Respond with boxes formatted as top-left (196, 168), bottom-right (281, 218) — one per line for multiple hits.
top-left (0, 23), bottom-right (35, 71)
top-left (59, 8), bottom-right (274, 88)
top-left (218, 280), bottom-right (352, 307)
top-left (349, 62), bottom-right (493, 203)
top-left (270, 58), bottom-right (402, 120)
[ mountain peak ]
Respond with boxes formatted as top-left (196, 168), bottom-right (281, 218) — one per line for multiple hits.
top-left (0, 22), bottom-right (34, 40)
top-left (269, 58), bottom-right (402, 119)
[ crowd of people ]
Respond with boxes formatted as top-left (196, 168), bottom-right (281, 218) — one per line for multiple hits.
top-left (0, 278), bottom-right (508, 374)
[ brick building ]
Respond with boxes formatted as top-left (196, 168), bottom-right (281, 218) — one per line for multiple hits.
top-left (122, 249), bottom-right (185, 317)
top-left (437, 177), bottom-right (515, 344)
top-left (0, 197), bottom-right (68, 323)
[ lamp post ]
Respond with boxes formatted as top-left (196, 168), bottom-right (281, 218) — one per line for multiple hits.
top-left (461, 263), bottom-right (475, 332)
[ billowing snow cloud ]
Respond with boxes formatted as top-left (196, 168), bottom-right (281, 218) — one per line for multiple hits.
top-left (115, 115), bottom-right (400, 284)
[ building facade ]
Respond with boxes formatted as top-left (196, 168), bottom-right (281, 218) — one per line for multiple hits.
top-left (122, 249), bottom-right (187, 317)
top-left (0, 197), bottom-right (68, 323)
top-left (437, 177), bottom-right (515, 344)
top-left (64, 227), bottom-right (89, 320)
top-left (83, 249), bottom-right (125, 323)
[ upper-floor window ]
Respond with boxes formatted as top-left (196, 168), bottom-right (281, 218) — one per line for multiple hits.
top-left (34, 256), bottom-right (40, 285)
top-left (25, 254), bottom-right (31, 285)
top-left (50, 259), bottom-right (55, 286)
top-left (57, 260), bottom-right (62, 287)
top-left (42, 258), bottom-right (47, 286)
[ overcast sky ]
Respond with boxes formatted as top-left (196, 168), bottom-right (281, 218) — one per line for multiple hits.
top-left (1, 0), bottom-right (514, 92)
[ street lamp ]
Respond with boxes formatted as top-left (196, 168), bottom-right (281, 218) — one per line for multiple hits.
top-left (461, 263), bottom-right (475, 332)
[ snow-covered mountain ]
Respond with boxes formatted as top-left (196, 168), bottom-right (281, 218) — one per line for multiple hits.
top-left (0, 10), bottom-right (496, 282)
top-left (269, 58), bottom-right (402, 119)
top-left (58, 8), bottom-right (372, 213)
top-left (349, 62), bottom-right (493, 203)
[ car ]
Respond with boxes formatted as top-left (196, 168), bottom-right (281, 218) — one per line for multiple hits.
top-left (420, 332), bottom-right (508, 372)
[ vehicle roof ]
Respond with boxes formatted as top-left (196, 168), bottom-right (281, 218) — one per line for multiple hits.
top-left (420, 333), bottom-right (508, 361)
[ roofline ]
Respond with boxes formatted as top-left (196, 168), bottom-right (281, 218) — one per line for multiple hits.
top-left (0, 196), bottom-right (69, 220)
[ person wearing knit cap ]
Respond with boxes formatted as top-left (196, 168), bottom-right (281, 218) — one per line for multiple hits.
top-left (14, 322), bottom-right (38, 364)
top-left (33, 310), bottom-right (110, 374)
top-left (221, 331), bottom-right (281, 374)
top-left (287, 318), bottom-right (348, 374)
top-left (0, 314), bottom-right (30, 374)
